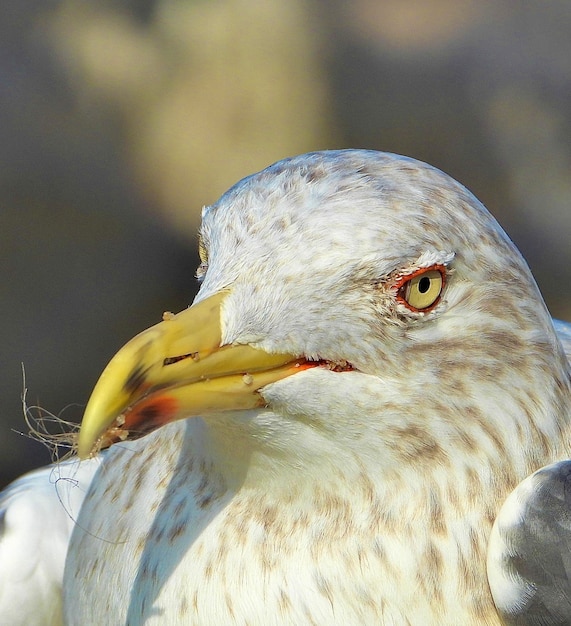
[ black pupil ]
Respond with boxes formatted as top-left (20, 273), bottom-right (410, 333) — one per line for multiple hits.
top-left (418, 276), bottom-right (431, 293)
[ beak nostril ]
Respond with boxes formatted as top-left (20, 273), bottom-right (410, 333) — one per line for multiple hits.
top-left (163, 353), bottom-right (199, 366)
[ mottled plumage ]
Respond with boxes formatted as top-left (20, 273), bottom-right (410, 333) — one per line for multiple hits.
top-left (1, 150), bottom-right (571, 624)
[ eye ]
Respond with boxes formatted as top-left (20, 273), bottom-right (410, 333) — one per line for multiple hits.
top-left (196, 235), bottom-right (209, 280)
top-left (396, 266), bottom-right (445, 312)
top-left (198, 236), bottom-right (208, 265)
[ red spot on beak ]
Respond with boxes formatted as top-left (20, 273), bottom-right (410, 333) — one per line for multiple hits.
top-left (122, 395), bottom-right (180, 437)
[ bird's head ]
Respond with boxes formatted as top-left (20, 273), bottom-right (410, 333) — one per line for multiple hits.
top-left (78, 150), bottom-right (569, 473)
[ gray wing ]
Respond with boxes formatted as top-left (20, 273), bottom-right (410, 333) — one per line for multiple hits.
top-left (0, 457), bottom-right (101, 626)
top-left (488, 460), bottom-right (571, 626)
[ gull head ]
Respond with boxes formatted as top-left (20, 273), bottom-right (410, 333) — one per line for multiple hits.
top-left (78, 150), bottom-right (570, 481)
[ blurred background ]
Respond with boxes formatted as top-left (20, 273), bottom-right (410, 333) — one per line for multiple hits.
top-left (1, 0), bottom-right (570, 488)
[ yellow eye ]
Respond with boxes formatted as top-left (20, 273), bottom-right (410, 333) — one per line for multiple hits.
top-left (198, 236), bottom-right (208, 265)
top-left (397, 268), bottom-right (444, 312)
top-left (196, 235), bottom-right (209, 280)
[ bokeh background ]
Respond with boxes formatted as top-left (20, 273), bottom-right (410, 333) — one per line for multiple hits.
top-left (1, 0), bottom-right (570, 489)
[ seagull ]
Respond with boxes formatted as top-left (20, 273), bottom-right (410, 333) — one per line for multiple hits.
top-left (1, 150), bottom-right (571, 625)
top-left (0, 456), bottom-right (101, 626)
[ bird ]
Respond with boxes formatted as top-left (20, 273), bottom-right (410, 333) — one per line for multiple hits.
top-left (1, 149), bottom-right (571, 625)
top-left (0, 456), bottom-right (101, 626)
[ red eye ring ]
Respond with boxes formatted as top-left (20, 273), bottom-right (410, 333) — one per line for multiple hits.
top-left (394, 264), bottom-right (446, 313)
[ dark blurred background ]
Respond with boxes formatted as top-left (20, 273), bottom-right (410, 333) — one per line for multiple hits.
top-left (1, 0), bottom-right (570, 488)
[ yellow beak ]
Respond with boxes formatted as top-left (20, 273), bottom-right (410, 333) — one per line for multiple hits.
top-left (77, 291), bottom-right (313, 459)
